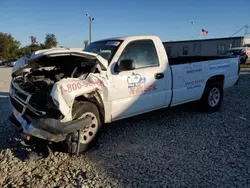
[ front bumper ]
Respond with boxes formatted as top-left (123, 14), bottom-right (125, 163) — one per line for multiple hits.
top-left (9, 108), bottom-right (92, 142)
top-left (9, 80), bottom-right (92, 142)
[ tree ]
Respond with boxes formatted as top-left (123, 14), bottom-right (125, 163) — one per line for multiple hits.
top-left (0, 33), bottom-right (20, 61)
top-left (18, 44), bottom-right (43, 57)
top-left (44, 34), bottom-right (58, 48)
top-left (30, 36), bottom-right (37, 45)
top-left (17, 36), bottom-right (43, 57)
top-left (0, 32), bottom-right (60, 60)
top-left (39, 43), bottom-right (46, 49)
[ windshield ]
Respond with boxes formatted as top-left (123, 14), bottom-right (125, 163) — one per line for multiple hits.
top-left (84, 40), bottom-right (123, 62)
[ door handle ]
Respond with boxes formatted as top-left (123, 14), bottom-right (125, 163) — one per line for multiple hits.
top-left (155, 73), bottom-right (164, 79)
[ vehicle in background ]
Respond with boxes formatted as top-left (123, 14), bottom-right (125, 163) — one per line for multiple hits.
top-left (2, 59), bottom-right (17, 67)
top-left (226, 47), bottom-right (249, 64)
top-left (7, 61), bottom-right (17, 67)
top-left (9, 36), bottom-right (240, 154)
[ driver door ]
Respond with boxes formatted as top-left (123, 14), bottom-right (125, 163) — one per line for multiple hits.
top-left (110, 40), bottom-right (168, 120)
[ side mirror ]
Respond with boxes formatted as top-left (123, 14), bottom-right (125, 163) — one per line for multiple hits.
top-left (115, 59), bottom-right (135, 72)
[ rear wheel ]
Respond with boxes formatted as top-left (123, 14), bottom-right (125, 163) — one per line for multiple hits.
top-left (199, 82), bottom-right (223, 112)
top-left (64, 101), bottom-right (101, 154)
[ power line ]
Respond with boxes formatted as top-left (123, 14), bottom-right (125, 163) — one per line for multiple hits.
top-left (230, 24), bottom-right (248, 37)
top-left (81, 20), bottom-right (88, 27)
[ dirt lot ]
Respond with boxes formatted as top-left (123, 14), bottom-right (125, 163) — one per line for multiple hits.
top-left (0, 67), bottom-right (250, 188)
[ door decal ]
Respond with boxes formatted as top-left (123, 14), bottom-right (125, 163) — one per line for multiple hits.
top-left (127, 72), bottom-right (146, 88)
top-left (127, 72), bottom-right (157, 96)
top-left (185, 79), bottom-right (204, 90)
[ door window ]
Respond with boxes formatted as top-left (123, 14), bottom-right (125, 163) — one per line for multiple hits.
top-left (119, 40), bottom-right (159, 69)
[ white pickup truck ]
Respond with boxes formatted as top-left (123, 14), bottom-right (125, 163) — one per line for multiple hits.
top-left (9, 35), bottom-right (240, 154)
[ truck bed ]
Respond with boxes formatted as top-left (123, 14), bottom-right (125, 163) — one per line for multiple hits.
top-left (169, 55), bottom-right (239, 107)
top-left (168, 56), bottom-right (232, 65)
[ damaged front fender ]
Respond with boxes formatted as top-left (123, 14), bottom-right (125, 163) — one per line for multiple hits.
top-left (50, 73), bottom-right (109, 121)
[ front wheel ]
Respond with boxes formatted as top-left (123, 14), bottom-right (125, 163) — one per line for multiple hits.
top-left (64, 101), bottom-right (102, 154)
top-left (199, 82), bottom-right (223, 112)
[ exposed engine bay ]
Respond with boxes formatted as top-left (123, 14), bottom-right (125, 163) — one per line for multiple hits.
top-left (9, 49), bottom-right (108, 146)
top-left (14, 55), bottom-right (101, 82)
top-left (11, 55), bottom-right (103, 120)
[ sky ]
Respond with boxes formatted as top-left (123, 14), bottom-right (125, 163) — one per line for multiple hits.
top-left (0, 0), bottom-right (249, 47)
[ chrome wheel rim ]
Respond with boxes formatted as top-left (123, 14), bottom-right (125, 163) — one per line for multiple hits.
top-left (208, 87), bottom-right (220, 107)
top-left (79, 112), bottom-right (98, 144)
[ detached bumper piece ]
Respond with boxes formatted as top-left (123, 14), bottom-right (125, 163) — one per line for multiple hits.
top-left (31, 116), bottom-right (92, 140)
top-left (10, 113), bottom-right (92, 142)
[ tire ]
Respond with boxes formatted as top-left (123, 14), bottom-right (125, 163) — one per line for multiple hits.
top-left (63, 101), bottom-right (102, 154)
top-left (199, 82), bottom-right (223, 112)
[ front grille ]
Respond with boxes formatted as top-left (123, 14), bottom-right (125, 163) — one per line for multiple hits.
top-left (16, 89), bottom-right (28, 102)
top-left (10, 81), bottom-right (56, 120)
top-left (24, 108), bottom-right (40, 119)
top-left (11, 83), bottom-right (29, 103)
top-left (10, 97), bottom-right (24, 114)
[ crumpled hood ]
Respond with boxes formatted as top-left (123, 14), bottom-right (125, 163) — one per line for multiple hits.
top-left (12, 48), bottom-right (108, 75)
top-left (12, 56), bottom-right (30, 74)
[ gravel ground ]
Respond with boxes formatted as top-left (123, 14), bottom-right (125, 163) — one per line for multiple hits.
top-left (0, 67), bottom-right (250, 188)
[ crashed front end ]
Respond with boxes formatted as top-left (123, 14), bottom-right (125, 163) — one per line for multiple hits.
top-left (9, 49), bottom-right (108, 143)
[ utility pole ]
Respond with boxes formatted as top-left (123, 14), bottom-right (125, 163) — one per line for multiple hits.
top-left (245, 24), bottom-right (249, 36)
top-left (86, 13), bottom-right (94, 43)
top-left (190, 21), bottom-right (194, 40)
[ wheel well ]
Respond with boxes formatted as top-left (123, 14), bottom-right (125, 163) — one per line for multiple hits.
top-left (74, 94), bottom-right (105, 123)
top-left (206, 75), bottom-right (225, 86)
top-left (200, 75), bottom-right (225, 101)
top-left (201, 75), bottom-right (224, 98)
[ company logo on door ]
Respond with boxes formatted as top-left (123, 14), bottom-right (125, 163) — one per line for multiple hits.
top-left (127, 72), bottom-right (157, 95)
top-left (127, 72), bottom-right (146, 88)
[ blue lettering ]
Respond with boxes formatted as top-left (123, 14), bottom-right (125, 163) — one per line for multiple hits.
top-left (187, 84), bottom-right (201, 90)
top-left (217, 64), bottom-right (230, 69)
top-left (187, 68), bottom-right (202, 74)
